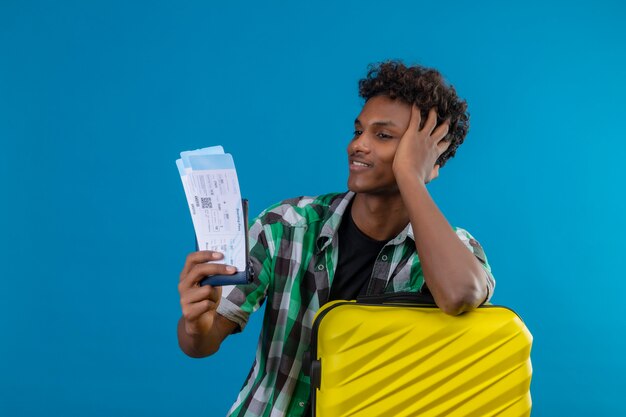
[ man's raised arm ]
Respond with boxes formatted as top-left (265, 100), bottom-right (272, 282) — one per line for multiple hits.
top-left (393, 106), bottom-right (489, 316)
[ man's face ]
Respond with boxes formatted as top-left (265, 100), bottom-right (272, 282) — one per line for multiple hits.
top-left (347, 95), bottom-right (412, 195)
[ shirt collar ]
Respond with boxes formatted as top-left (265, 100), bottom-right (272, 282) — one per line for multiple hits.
top-left (388, 222), bottom-right (414, 245)
top-left (315, 191), bottom-right (414, 252)
top-left (316, 191), bottom-right (354, 253)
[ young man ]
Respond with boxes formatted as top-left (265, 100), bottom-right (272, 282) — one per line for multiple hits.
top-left (177, 61), bottom-right (495, 417)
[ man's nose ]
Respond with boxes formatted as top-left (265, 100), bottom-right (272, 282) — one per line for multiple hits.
top-left (350, 133), bottom-right (371, 154)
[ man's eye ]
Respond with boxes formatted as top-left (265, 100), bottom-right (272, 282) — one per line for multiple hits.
top-left (377, 133), bottom-right (392, 139)
top-left (353, 130), bottom-right (363, 136)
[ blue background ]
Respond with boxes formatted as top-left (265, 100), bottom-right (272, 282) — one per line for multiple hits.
top-left (1, 1), bottom-right (625, 416)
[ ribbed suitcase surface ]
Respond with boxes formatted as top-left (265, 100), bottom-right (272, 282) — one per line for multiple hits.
top-left (310, 300), bottom-right (532, 417)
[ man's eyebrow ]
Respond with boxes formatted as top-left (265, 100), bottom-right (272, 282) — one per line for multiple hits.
top-left (354, 118), bottom-right (398, 127)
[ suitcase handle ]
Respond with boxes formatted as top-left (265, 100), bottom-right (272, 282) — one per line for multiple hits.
top-left (356, 291), bottom-right (436, 305)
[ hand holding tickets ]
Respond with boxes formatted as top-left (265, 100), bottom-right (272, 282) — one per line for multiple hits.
top-left (176, 146), bottom-right (252, 286)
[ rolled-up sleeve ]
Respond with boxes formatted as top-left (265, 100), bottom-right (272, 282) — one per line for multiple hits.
top-left (216, 215), bottom-right (273, 331)
top-left (454, 227), bottom-right (496, 303)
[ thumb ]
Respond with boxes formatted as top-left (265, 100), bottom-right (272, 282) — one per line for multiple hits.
top-left (208, 285), bottom-right (223, 303)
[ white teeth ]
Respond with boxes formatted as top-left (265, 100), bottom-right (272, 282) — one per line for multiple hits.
top-left (352, 161), bottom-right (369, 167)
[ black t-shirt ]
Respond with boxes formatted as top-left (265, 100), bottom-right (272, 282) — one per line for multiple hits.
top-left (328, 204), bottom-right (388, 301)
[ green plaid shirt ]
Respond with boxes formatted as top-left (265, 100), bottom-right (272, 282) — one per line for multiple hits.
top-left (216, 191), bottom-right (495, 417)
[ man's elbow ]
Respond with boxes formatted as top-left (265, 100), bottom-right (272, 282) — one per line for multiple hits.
top-left (436, 282), bottom-right (486, 316)
top-left (179, 341), bottom-right (220, 358)
top-left (177, 316), bottom-right (224, 358)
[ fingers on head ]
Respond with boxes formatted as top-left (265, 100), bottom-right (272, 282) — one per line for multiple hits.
top-left (409, 105), bottom-right (421, 128)
top-left (420, 108), bottom-right (437, 132)
top-left (433, 121), bottom-right (450, 142)
top-left (437, 138), bottom-right (452, 154)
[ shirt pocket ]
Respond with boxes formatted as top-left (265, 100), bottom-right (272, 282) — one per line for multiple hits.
top-left (384, 254), bottom-right (424, 293)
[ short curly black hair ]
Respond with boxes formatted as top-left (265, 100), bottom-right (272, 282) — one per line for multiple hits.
top-left (358, 60), bottom-right (469, 168)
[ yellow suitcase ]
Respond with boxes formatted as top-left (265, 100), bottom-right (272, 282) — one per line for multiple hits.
top-left (309, 293), bottom-right (533, 417)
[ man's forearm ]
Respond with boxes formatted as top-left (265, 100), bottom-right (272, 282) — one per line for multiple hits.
top-left (397, 174), bottom-right (488, 315)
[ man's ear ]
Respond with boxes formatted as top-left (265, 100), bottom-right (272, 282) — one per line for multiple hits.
top-left (426, 164), bottom-right (440, 184)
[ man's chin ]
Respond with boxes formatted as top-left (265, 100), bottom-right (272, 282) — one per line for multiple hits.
top-left (347, 179), bottom-right (363, 193)
top-left (347, 181), bottom-right (399, 196)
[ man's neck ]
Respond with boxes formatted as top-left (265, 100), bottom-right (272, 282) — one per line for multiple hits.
top-left (350, 192), bottom-right (409, 241)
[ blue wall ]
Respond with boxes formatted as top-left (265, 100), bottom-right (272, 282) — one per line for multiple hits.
top-left (1, 1), bottom-right (625, 415)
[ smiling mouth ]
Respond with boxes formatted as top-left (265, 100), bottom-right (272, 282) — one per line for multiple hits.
top-left (351, 161), bottom-right (371, 167)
